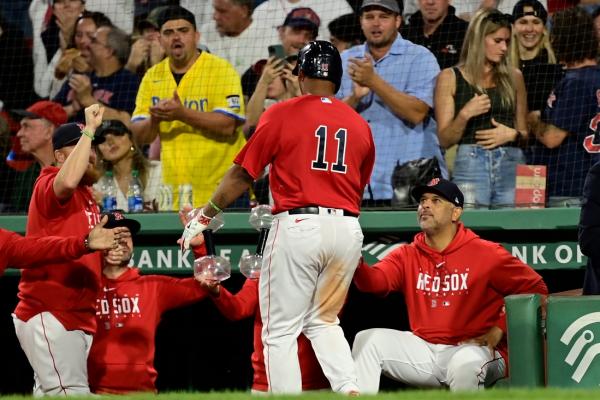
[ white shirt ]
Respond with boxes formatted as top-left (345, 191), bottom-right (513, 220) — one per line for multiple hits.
top-left (252, 0), bottom-right (354, 44)
top-left (200, 20), bottom-right (269, 76)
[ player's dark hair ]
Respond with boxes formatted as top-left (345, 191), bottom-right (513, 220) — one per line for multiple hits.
top-left (551, 7), bottom-right (598, 64)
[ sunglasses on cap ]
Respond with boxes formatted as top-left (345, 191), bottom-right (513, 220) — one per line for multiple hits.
top-left (484, 11), bottom-right (514, 25)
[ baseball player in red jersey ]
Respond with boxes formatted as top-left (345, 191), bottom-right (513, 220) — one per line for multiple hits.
top-left (198, 277), bottom-right (330, 392)
top-left (352, 178), bottom-right (548, 392)
top-left (180, 41), bottom-right (375, 394)
top-left (87, 210), bottom-right (209, 394)
top-left (0, 219), bottom-right (122, 276)
top-left (13, 104), bottom-right (111, 396)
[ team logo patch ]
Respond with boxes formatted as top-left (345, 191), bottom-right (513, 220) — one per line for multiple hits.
top-left (113, 211), bottom-right (125, 220)
top-left (321, 97), bottom-right (332, 104)
top-left (226, 95), bottom-right (241, 110)
top-left (427, 178), bottom-right (440, 186)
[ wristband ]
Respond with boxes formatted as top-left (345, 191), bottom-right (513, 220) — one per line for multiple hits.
top-left (208, 199), bottom-right (223, 213)
top-left (81, 128), bottom-right (95, 139)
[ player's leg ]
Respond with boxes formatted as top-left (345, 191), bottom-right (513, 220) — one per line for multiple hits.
top-left (259, 215), bottom-right (323, 394)
top-left (13, 312), bottom-right (93, 395)
top-left (302, 216), bottom-right (362, 393)
top-left (441, 344), bottom-right (506, 390)
top-left (352, 329), bottom-right (442, 393)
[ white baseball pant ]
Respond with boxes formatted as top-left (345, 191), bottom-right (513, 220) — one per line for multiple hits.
top-left (13, 312), bottom-right (93, 396)
top-left (352, 329), bottom-right (506, 393)
top-left (260, 209), bottom-right (362, 394)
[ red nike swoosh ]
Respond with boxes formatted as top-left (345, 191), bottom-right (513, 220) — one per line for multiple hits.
top-left (294, 218), bottom-right (309, 223)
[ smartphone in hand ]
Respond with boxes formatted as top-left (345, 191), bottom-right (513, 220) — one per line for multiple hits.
top-left (268, 44), bottom-right (285, 60)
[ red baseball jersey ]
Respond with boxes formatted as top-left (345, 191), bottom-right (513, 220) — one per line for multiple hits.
top-left (353, 223), bottom-right (548, 363)
top-left (0, 229), bottom-right (87, 276)
top-left (213, 278), bottom-right (330, 391)
top-left (234, 94), bottom-right (375, 214)
top-left (88, 268), bottom-right (208, 394)
top-left (15, 166), bottom-right (102, 333)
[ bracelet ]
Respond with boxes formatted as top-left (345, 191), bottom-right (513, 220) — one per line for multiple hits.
top-left (81, 128), bottom-right (95, 139)
top-left (208, 199), bottom-right (223, 213)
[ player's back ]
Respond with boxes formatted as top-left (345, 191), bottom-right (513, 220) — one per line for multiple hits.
top-left (267, 95), bottom-right (375, 214)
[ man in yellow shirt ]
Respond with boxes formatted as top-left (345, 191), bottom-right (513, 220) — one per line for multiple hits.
top-left (131, 6), bottom-right (246, 209)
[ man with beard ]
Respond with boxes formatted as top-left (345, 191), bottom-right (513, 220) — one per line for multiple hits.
top-left (337, 0), bottom-right (446, 207)
top-left (13, 104), bottom-right (110, 396)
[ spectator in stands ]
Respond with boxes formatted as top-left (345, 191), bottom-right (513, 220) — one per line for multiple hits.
top-left (592, 6), bottom-right (600, 55)
top-left (52, 11), bottom-right (114, 100)
top-left (452, 0), bottom-right (550, 21)
top-left (0, 12), bottom-right (37, 111)
top-left (338, 0), bottom-right (446, 207)
top-left (328, 13), bottom-right (364, 54)
top-left (241, 7), bottom-right (319, 101)
top-left (200, 0), bottom-right (266, 75)
top-left (53, 24), bottom-right (140, 125)
top-left (352, 178), bottom-right (548, 392)
top-left (401, 0), bottom-right (468, 69)
top-left (87, 210), bottom-right (208, 394)
top-left (125, 7), bottom-right (166, 76)
top-left (94, 120), bottom-right (162, 211)
top-left (252, 0), bottom-right (353, 45)
top-left (30, 0), bottom-right (85, 98)
top-left (509, 0), bottom-right (561, 112)
top-left (435, 9), bottom-right (528, 208)
top-left (130, 6), bottom-right (246, 209)
top-left (579, 161), bottom-right (600, 295)
top-left (529, 7), bottom-right (600, 206)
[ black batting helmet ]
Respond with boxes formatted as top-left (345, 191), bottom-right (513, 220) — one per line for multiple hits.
top-left (292, 40), bottom-right (343, 94)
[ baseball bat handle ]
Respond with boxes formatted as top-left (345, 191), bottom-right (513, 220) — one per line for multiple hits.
top-left (256, 228), bottom-right (270, 256)
top-left (203, 229), bottom-right (216, 256)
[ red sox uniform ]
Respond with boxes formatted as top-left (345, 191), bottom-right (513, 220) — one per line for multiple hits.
top-left (0, 230), bottom-right (91, 276)
top-left (13, 166), bottom-right (102, 396)
top-left (88, 268), bottom-right (207, 394)
top-left (352, 223), bottom-right (548, 392)
top-left (211, 278), bottom-right (330, 392)
top-left (235, 94), bottom-right (375, 393)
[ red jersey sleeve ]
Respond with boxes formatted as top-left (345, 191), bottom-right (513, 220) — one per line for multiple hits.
top-left (212, 278), bottom-right (258, 321)
top-left (488, 245), bottom-right (549, 332)
top-left (234, 104), bottom-right (282, 179)
top-left (156, 276), bottom-right (208, 313)
top-left (33, 169), bottom-right (71, 219)
top-left (0, 230), bottom-right (86, 274)
top-left (360, 126), bottom-right (376, 189)
top-left (353, 248), bottom-right (407, 296)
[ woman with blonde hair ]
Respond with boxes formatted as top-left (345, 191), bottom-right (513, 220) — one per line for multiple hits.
top-left (435, 8), bottom-right (528, 208)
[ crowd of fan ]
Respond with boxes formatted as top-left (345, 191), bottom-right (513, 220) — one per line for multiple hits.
top-left (0, 0), bottom-right (599, 213)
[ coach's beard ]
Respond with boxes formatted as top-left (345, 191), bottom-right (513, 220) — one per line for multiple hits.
top-left (80, 164), bottom-right (102, 186)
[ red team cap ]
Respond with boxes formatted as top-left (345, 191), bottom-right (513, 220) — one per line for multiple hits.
top-left (11, 100), bottom-right (68, 127)
top-left (282, 7), bottom-right (321, 36)
top-left (411, 178), bottom-right (465, 207)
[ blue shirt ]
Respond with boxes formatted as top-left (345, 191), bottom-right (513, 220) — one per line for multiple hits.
top-left (529, 65), bottom-right (600, 197)
top-left (337, 35), bottom-right (446, 200)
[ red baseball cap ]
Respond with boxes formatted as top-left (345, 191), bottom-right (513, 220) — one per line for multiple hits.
top-left (11, 101), bottom-right (67, 127)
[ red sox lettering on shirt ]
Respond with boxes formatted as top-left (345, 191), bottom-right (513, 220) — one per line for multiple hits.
top-left (15, 166), bottom-right (102, 334)
top-left (234, 94), bottom-right (375, 214)
top-left (88, 268), bottom-right (207, 394)
top-left (354, 223), bottom-right (548, 363)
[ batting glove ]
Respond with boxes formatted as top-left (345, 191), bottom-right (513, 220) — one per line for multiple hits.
top-left (180, 209), bottom-right (212, 250)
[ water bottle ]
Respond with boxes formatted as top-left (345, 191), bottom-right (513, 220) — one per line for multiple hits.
top-left (102, 171), bottom-right (117, 211)
top-left (127, 170), bottom-right (144, 213)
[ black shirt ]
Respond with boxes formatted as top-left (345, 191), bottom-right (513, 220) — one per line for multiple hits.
top-left (401, 6), bottom-right (468, 70)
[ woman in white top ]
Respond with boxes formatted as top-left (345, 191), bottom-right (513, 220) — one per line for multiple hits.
top-left (94, 120), bottom-right (162, 211)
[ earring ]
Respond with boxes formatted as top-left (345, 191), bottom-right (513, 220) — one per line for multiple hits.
top-left (130, 146), bottom-right (135, 152)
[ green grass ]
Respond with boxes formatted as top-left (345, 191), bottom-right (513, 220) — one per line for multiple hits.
top-left (1, 389), bottom-right (600, 400)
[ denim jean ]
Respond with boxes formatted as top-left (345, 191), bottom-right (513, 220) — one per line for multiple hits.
top-left (452, 144), bottom-right (525, 208)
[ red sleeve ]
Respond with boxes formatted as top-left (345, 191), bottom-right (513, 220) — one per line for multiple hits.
top-left (212, 278), bottom-right (258, 321)
top-left (233, 104), bottom-right (282, 179)
top-left (489, 245), bottom-right (549, 332)
top-left (360, 125), bottom-right (376, 189)
top-left (0, 229), bottom-right (86, 274)
top-left (34, 171), bottom-right (70, 219)
top-left (156, 276), bottom-right (208, 313)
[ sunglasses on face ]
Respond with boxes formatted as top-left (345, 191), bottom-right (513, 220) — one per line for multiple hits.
top-left (484, 11), bottom-right (514, 26)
